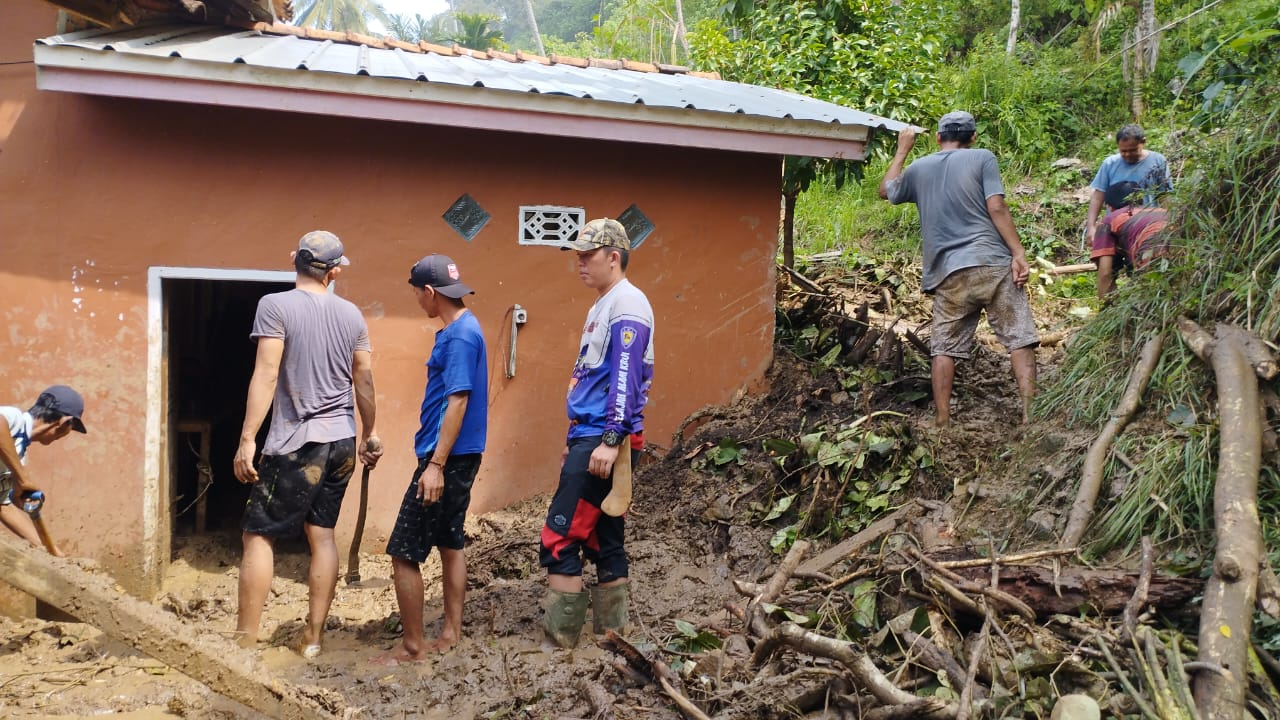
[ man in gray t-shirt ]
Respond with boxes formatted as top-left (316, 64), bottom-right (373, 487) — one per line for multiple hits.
top-left (232, 230), bottom-right (383, 656)
top-left (879, 112), bottom-right (1039, 427)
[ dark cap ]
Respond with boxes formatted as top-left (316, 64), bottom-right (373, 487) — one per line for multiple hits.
top-left (408, 255), bottom-right (474, 298)
top-left (938, 110), bottom-right (976, 133)
top-left (297, 230), bottom-right (350, 270)
top-left (37, 385), bottom-right (86, 433)
top-left (561, 218), bottom-right (631, 252)
top-left (1104, 181), bottom-right (1141, 210)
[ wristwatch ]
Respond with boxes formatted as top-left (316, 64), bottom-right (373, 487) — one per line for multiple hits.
top-left (601, 430), bottom-right (624, 448)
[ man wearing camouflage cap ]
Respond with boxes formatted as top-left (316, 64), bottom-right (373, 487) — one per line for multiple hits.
top-left (540, 218), bottom-right (655, 648)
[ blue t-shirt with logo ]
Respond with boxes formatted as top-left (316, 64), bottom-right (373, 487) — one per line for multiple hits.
top-left (415, 311), bottom-right (488, 457)
top-left (1090, 150), bottom-right (1172, 203)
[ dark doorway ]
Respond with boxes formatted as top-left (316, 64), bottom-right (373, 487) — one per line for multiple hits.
top-left (165, 278), bottom-right (292, 542)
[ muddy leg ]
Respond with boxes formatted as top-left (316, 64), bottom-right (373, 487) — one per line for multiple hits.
top-left (428, 548), bottom-right (466, 652)
top-left (931, 355), bottom-right (957, 427)
top-left (236, 531), bottom-right (275, 647)
top-left (549, 573), bottom-right (584, 593)
top-left (371, 556), bottom-right (428, 664)
top-left (1011, 346), bottom-right (1038, 423)
top-left (300, 522), bottom-right (338, 650)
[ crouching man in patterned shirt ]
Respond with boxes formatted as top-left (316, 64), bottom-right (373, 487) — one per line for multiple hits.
top-left (540, 218), bottom-right (655, 648)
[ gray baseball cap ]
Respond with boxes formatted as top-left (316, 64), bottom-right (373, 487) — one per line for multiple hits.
top-left (938, 111), bottom-right (977, 133)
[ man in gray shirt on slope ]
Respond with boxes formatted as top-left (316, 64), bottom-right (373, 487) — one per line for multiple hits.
top-left (879, 111), bottom-right (1039, 427)
top-left (233, 230), bottom-right (383, 656)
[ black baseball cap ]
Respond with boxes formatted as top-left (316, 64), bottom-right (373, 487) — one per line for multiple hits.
top-left (38, 385), bottom-right (86, 433)
top-left (408, 255), bottom-right (474, 298)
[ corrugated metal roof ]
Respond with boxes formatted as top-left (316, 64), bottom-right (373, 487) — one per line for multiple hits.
top-left (34, 23), bottom-right (911, 159)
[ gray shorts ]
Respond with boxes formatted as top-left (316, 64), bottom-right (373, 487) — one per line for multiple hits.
top-left (931, 265), bottom-right (1039, 359)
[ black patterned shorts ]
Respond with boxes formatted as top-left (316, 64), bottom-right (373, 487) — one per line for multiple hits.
top-left (241, 438), bottom-right (356, 537)
top-left (386, 454), bottom-right (482, 562)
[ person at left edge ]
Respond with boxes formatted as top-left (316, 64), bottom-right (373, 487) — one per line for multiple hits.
top-left (0, 385), bottom-right (87, 555)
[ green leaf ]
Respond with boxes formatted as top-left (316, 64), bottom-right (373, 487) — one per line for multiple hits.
top-left (764, 494), bottom-right (795, 522)
top-left (763, 437), bottom-right (798, 456)
top-left (849, 580), bottom-right (878, 628)
top-left (674, 619), bottom-right (698, 638)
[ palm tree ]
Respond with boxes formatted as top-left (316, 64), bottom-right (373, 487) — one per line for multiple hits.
top-left (295, 0), bottom-right (391, 35)
top-left (451, 12), bottom-right (505, 50)
top-left (521, 0), bottom-right (546, 55)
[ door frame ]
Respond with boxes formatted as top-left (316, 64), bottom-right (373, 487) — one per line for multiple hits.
top-left (143, 267), bottom-right (294, 587)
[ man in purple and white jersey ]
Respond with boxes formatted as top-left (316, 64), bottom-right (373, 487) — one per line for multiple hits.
top-left (539, 218), bottom-right (654, 648)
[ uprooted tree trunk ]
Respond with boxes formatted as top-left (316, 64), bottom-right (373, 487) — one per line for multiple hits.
top-left (0, 535), bottom-right (339, 719)
top-left (1178, 317), bottom-right (1267, 720)
top-left (1061, 333), bottom-right (1165, 549)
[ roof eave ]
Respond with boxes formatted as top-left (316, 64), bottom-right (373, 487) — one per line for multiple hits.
top-left (33, 44), bottom-right (870, 160)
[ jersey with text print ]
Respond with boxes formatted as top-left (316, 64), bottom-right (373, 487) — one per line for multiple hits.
top-left (566, 279), bottom-right (655, 440)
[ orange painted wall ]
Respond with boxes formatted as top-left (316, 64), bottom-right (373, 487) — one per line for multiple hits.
top-left (0, 1), bottom-right (779, 595)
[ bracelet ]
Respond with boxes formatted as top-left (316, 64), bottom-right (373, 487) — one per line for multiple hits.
top-left (428, 459), bottom-right (444, 467)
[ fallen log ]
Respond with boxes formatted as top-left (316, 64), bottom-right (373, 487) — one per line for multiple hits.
top-left (1061, 333), bottom-right (1165, 549)
top-left (1178, 320), bottom-right (1264, 720)
top-left (949, 565), bottom-right (1201, 618)
top-left (0, 535), bottom-right (339, 719)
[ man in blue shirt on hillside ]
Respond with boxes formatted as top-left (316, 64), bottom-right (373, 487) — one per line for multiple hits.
top-left (377, 255), bottom-right (488, 664)
top-left (1085, 124), bottom-right (1172, 237)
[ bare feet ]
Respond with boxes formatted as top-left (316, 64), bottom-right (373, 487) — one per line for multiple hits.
top-left (424, 635), bottom-right (459, 654)
top-left (235, 633), bottom-right (258, 650)
top-left (371, 646), bottom-right (429, 666)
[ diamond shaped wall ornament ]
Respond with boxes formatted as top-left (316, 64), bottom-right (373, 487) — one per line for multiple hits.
top-left (617, 204), bottom-right (654, 249)
top-left (443, 194), bottom-right (491, 242)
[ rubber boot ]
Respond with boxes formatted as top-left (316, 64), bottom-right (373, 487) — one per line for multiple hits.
top-left (543, 589), bottom-right (589, 648)
top-left (591, 582), bottom-right (630, 635)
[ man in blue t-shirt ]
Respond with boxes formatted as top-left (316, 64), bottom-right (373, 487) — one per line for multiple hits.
top-left (1085, 124), bottom-right (1172, 237)
top-left (377, 254), bottom-right (488, 664)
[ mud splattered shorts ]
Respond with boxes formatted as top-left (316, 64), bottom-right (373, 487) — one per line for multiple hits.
top-left (385, 453), bottom-right (482, 562)
top-left (539, 437), bottom-right (635, 583)
top-left (931, 265), bottom-right (1039, 360)
top-left (241, 438), bottom-right (356, 537)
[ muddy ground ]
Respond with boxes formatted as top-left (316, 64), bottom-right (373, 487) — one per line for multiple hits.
top-left (0, 281), bottom-right (1075, 719)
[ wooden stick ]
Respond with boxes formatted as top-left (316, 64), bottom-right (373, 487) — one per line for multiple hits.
top-left (0, 535), bottom-right (337, 719)
top-left (934, 548), bottom-right (1077, 570)
top-left (797, 505), bottom-right (915, 575)
top-left (753, 622), bottom-right (958, 716)
top-left (748, 540), bottom-right (811, 638)
top-left (658, 677), bottom-right (711, 720)
top-left (955, 618), bottom-right (989, 720)
top-left (1122, 536), bottom-right (1154, 640)
top-left (1044, 263), bottom-right (1098, 275)
top-left (1061, 333), bottom-right (1165, 549)
top-left (900, 630), bottom-right (975, 698)
top-left (911, 548), bottom-right (1036, 622)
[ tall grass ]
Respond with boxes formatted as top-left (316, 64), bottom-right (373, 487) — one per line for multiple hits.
top-left (1036, 69), bottom-right (1280, 558)
top-left (792, 159), bottom-right (921, 261)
